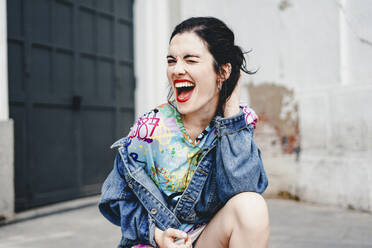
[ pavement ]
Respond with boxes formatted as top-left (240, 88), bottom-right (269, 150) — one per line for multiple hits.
top-left (0, 196), bottom-right (371, 248)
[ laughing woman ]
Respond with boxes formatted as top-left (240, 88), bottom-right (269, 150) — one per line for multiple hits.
top-left (99, 17), bottom-right (269, 248)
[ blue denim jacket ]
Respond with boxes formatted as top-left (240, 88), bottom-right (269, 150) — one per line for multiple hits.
top-left (99, 110), bottom-right (268, 247)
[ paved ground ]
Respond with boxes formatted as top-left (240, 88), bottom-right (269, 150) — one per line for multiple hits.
top-left (0, 197), bottom-right (371, 247)
top-left (268, 199), bottom-right (372, 248)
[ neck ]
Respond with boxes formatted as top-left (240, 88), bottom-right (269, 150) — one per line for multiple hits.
top-left (181, 97), bottom-right (218, 140)
top-left (182, 109), bottom-right (215, 130)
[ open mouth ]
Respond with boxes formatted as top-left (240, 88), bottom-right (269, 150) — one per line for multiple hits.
top-left (174, 81), bottom-right (195, 103)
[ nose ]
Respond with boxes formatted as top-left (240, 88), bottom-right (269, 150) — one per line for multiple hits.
top-left (173, 60), bottom-right (186, 75)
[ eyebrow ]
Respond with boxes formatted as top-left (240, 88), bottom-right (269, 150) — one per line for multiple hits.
top-left (166, 54), bottom-right (200, 59)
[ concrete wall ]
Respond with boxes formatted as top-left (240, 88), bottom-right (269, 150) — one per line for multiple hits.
top-left (178, 0), bottom-right (372, 212)
top-left (0, 0), bottom-right (14, 221)
top-left (297, 0), bottom-right (372, 211)
top-left (0, 120), bottom-right (14, 221)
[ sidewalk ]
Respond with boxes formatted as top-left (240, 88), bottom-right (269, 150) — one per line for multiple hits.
top-left (268, 199), bottom-right (372, 248)
top-left (0, 197), bottom-right (371, 248)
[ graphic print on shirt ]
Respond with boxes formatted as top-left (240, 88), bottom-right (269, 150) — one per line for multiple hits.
top-left (128, 111), bottom-right (160, 144)
top-left (147, 119), bottom-right (176, 151)
top-left (127, 103), bottom-right (201, 194)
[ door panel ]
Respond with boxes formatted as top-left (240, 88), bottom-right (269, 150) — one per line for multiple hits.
top-left (81, 109), bottom-right (115, 186)
top-left (7, 0), bottom-right (135, 211)
top-left (30, 107), bottom-right (77, 194)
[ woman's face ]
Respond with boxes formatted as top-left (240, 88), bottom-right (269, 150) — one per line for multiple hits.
top-left (167, 32), bottom-right (219, 116)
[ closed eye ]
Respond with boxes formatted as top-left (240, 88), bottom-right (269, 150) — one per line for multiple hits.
top-left (186, 60), bottom-right (197, 64)
top-left (167, 59), bottom-right (176, 64)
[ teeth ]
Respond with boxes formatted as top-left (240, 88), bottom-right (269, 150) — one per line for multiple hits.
top-left (175, 82), bottom-right (194, 88)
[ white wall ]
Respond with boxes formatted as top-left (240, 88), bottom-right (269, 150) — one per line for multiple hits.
top-left (178, 0), bottom-right (372, 211)
top-left (0, 0), bottom-right (9, 121)
top-left (340, 0), bottom-right (372, 86)
top-left (296, 0), bottom-right (372, 211)
top-left (0, 0), bottom-right (14, 221)
top-left (180, 0), bottom-right (341, 89)
top-left (134, 0), bottom-right (171, 118)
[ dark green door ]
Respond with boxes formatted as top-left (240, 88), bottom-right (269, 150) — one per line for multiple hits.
top-left (7, 0), bottom-right (135, 212)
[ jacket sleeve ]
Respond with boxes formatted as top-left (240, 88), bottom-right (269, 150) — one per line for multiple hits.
top-left (98, 153), bottom-right (157, 248)
top-left (215, 109), bottom-right (268, 204)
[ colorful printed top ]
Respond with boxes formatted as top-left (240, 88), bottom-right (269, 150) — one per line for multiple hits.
top-left (126, 101), bottom-right (258, 233)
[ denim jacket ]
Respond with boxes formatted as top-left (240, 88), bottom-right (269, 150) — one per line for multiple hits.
top-left (99, 109), bottom-right (268, 248)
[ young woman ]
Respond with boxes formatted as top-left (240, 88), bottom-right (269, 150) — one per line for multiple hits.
top-left (99, 17), bottom-right (269, 248)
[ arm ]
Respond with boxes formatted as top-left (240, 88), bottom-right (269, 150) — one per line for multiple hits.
top-left (215, 111), bottom-right (268, 204)
top-left (99, 153), bottom-right (157, 247)
top-left (214, 78), bottom-right (268, 204)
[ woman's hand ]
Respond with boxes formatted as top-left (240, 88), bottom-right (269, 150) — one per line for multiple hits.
top-left (223, 75), bottom-right (241, 117)
top-left (154, 227), bottom-right (192, 248)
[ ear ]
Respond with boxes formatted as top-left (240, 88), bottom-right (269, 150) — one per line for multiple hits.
top-left (219, 63), bottom-right (232, 82)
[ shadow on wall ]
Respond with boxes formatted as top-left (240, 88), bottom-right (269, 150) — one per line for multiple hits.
top-left (248, 83), bottom-right (301, 161)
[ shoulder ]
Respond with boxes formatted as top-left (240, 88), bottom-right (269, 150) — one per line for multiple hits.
top-left (128, 103), bottom-right (170, 139)
top-left (111, 102), bottom-right (176, 149)
top-left (239, 103), bottom-right (258, 128)
top-left (137, 102), bottom-right (176, 119)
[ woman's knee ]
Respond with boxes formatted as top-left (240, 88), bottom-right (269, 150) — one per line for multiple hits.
top-left (226, 192), bottom-right (270, 232)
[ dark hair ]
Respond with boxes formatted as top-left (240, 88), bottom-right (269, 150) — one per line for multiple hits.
top-left (168, 16), bottom-right (255, 116)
